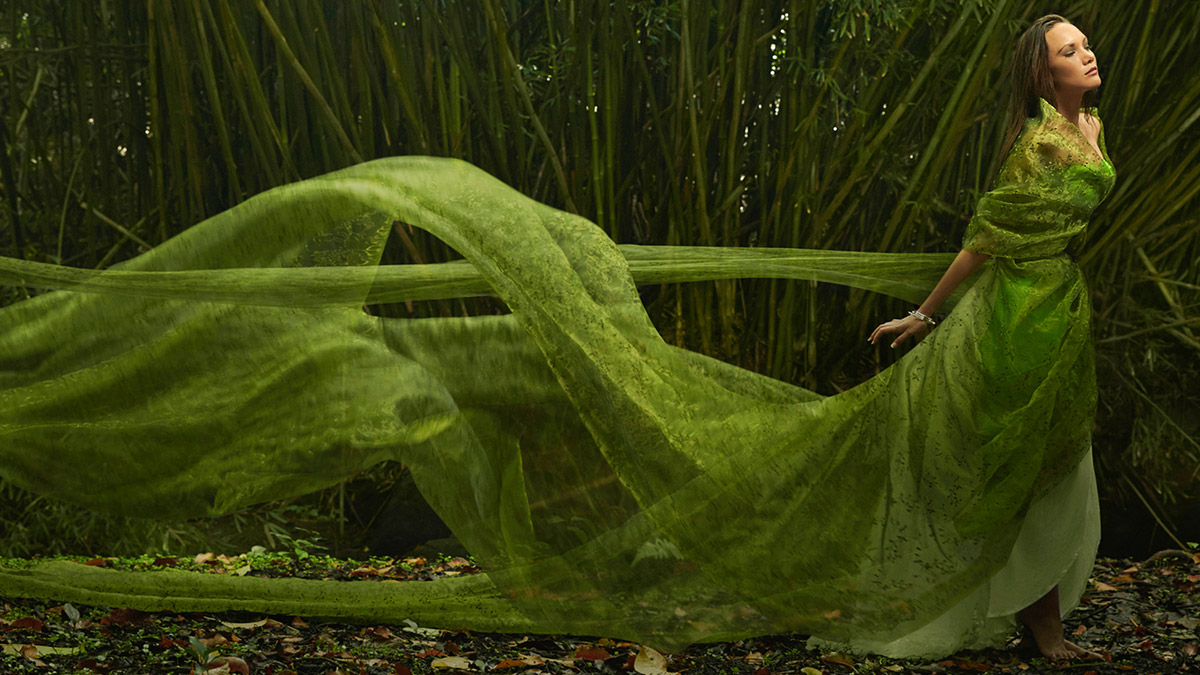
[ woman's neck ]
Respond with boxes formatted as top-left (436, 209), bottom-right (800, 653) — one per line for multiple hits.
top-left (1053, 91), bottom-right (1086, 127)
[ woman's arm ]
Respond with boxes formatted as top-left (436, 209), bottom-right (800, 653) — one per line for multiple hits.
top-left (868, 248), bottom-right (991, 348)
top-left (915, 248), bottom-right (991, 316)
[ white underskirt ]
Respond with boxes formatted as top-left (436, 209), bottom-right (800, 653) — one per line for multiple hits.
top-left (806, 447), bottom-right (1102, 659)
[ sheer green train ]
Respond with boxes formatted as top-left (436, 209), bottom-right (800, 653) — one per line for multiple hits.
top-left (0, 97), bottom-right (1113, 657)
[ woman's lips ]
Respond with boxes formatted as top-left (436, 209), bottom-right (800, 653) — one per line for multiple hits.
top-left (1086, 67), bottom-right (1098, 75)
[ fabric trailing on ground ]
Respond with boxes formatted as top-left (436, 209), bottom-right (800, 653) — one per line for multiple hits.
top-left (0, 96), bottom-right (1114, 657)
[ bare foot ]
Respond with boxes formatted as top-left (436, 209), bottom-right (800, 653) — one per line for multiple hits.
top-left (1016, 585), bottom-right (1103, 662)
top-left (1017, 634), bottom-right (1103, 662)
top-left (1021, 632), bottom-right (1074, 661)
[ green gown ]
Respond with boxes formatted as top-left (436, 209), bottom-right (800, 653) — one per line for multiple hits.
top-left (0, 96), bottom-right (1114, 658)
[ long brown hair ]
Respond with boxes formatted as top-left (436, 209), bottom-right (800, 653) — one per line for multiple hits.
top-left (995, 14), bottom-right (1100, 169)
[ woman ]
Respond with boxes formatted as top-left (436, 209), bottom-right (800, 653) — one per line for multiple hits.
top-left (868, 15), bottom-right (1110, 662)
top-left (0, 10), bottom-right (1113, 668)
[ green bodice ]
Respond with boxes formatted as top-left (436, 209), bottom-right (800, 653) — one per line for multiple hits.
top-left (963, 96), bottom-right (1115, 259)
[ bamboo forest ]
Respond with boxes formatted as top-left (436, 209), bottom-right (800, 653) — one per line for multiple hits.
top-left (0, 1), bottom-right (1198, 673)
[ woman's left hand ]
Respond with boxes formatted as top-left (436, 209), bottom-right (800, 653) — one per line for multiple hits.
top-left (868, 315), bottom-right (930, 349)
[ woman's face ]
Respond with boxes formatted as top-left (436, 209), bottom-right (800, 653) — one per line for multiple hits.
top-left (1045, 22), bottom-right (1100, 93)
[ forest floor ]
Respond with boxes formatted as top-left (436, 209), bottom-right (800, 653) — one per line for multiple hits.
top-left (0, 548), bottom-right (1197, 675)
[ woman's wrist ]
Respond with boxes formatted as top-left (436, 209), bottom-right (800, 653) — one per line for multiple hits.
top-left (908, 309), bottom-right (938, 327)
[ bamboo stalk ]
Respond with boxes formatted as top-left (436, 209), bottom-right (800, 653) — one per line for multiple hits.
top-left (481, 0), bottom-right (576, 213)
top-left (147, 0), bottom-right (168, 242)
top-left (253, 0), bottom-right (363, 164)
top-left (190, 0), bottom-right (241, 200)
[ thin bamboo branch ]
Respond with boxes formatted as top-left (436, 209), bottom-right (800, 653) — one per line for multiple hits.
top-left (481, 0), bottom-right (576, 212)
top-left (253, 0), bottom-right (363, 164)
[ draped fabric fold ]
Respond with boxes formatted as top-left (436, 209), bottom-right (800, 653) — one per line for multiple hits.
top-left (0, 97), bottom-right (1113, 658)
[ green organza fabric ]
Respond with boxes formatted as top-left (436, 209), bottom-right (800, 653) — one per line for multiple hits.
top-left (0, 96), bottom-right (1113, 657)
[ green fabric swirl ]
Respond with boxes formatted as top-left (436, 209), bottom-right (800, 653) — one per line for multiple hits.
top-left (0, 96), bottom-right (1114, 657)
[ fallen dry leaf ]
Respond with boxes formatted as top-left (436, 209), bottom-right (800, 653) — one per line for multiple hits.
top-left (574, 646), bottom-right (611, 661)
top-left (219, 619), bottom-right (267, 630)
top-left (200, 633), bottom-right (231, 648)
top-left (634, 645), bottom-right (668, 675)
top-left (432, 655), bottom-right (473, 669)
top-left (493, 654), bottom-right (546, 670)
top-left (101, 608), bottom-right (153, 625)
top-left (208, 656), bottom-right (250, 674)
top-left (6, 617), bottom-right (44, 632)
top-left (5, 643), bottom-right (48, 667)
top-left (367, 626), bottom-right (395, 640)
top-left (819, 651), bottom-right (854, 668)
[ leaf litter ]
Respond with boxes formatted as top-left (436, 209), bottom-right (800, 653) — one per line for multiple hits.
top-left (0, 548), bottom-right (1196, 674)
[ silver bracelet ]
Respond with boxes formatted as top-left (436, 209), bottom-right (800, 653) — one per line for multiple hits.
top-left (908, 309), bottom-right (937, 327)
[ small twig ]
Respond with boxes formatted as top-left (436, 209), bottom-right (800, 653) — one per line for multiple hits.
top-left (1096, 316), bottom-right (1200, 344)
top-left (13, 64), bottom-right (43, 138)
top-left (1135, 246), bottom-right (1199, 349)
top-left (1122, 474), bottom-right (1187, 551)
top-left (78, 201), bottom-right (153, 250)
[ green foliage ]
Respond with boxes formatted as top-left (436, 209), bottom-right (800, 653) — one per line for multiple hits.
top-left (185, 635), bottom-right (217, 674)
top-left (263, 506), bottom-right (329, 559)
top-left (0, 476), bottom-right (340, 559)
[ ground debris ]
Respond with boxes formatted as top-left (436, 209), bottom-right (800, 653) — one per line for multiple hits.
top-left (0, 549), bottom-right (1196, 674)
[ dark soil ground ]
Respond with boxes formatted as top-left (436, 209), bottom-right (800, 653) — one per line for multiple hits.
top-left (0, 547), bottom-right (1196, 675)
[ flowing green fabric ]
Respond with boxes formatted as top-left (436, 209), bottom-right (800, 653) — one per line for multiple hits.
top-left (0, 97), bottom-right (1113, 657)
